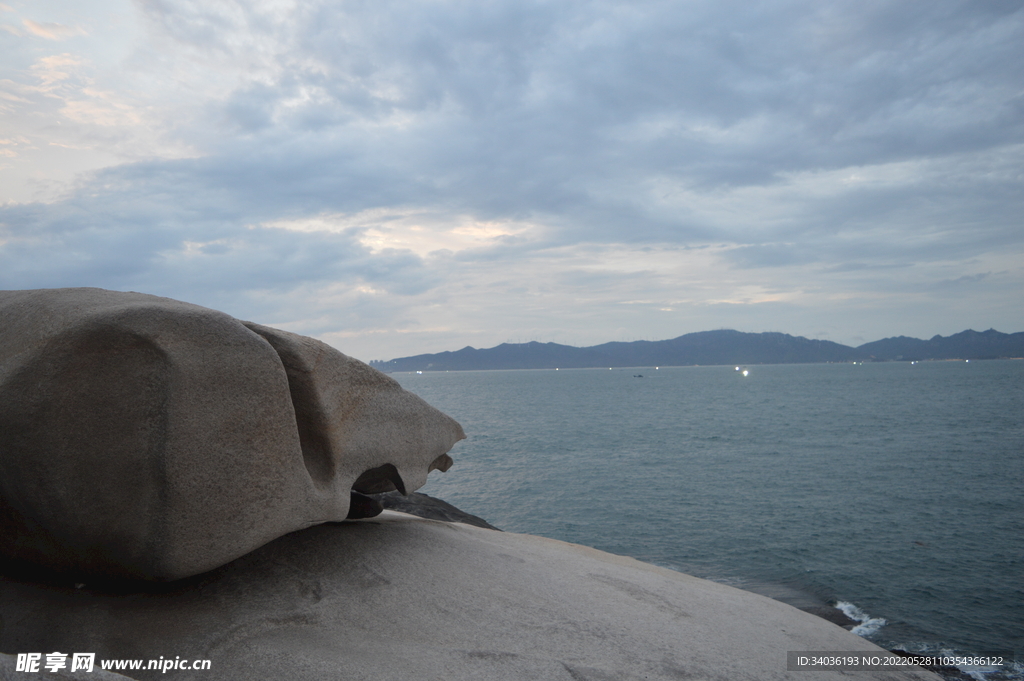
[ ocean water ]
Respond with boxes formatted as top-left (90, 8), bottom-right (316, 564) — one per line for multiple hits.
top-left (394, 360), bottom-right (1024, 677)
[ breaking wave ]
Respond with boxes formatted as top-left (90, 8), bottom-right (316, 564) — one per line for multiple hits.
top-left (835, 600), bottom-right (887, 637)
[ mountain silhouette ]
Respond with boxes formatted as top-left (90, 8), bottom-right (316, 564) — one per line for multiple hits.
top-left (369, 329), bottom-right (1024, 372)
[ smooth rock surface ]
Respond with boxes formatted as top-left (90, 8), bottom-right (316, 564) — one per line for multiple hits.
top-left (0, 512), bottom-right (941, 681)
top-left (0, 288), bottom-right (464, 580)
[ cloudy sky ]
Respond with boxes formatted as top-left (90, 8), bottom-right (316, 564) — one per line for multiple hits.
top-left (2, 0), bottom-right (1021, 361)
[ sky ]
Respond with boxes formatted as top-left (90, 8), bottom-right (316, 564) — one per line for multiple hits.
top-left (1, 0), bottom-right (1022, 362)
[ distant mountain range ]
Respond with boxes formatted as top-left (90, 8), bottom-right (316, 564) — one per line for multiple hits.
top-left (369, 329), bottom-right (1024, 372)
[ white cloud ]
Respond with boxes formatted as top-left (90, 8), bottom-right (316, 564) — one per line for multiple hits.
top-left (22, 19), bottom-right (86, 40)
top-left (262, 209), bottom-right (541, 257)
top-left (0, 14), bottom-right (200, 203)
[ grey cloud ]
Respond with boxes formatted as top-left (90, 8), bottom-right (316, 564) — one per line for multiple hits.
top-left (0, 158), bottom-right (439, 303)
top-left (724, 243), bottom-right (814, 269)
top-left (146, 0), bottom-right (1024, 246)
top-left (2, 0), bottom-right (1022, 356)
top-left (223, 82), bottom-right (280, 132)
top-left (935, 272), bottom-right (991, 288)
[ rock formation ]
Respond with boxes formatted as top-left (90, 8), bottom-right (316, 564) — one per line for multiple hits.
top-left (0, 288), bottom-right (948, 680)
top-left (0, 512), bottom-right (941, 681)
top-left (0, 288), bottom-right (464, 581)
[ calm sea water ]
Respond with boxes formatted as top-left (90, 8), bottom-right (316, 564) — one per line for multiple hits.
top-left (394, 361), bottom-right (1023, 676)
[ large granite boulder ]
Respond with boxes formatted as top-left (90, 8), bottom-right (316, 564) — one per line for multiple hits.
top-left (0, 288), bottom-right (464, 581)
top-left (0, 512), bottom-right (942, 681)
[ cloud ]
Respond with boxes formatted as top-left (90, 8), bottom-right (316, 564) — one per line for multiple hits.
top-left (22, 19), bottom-right (86, 41)
top-left (1, 0), bottom-right (1022, 358)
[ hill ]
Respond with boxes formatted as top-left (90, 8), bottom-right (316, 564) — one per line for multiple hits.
top-left (856, 328), bottom-right (1024, 361)
top-left (369, 329), bottom-right (1024, 372)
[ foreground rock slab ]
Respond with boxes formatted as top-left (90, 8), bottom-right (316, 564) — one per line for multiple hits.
top-left (0, 288), bottom-right (464, 580)
top-left (0, 513), bottom-right (940, 681)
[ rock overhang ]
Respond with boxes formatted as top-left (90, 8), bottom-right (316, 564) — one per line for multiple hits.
top-left (0, 287), bottom-right (464, 581)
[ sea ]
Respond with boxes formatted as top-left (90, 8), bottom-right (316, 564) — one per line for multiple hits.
top-left (393, 360), bottom-right (1024, 680)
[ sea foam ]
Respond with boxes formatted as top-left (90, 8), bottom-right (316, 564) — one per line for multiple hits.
top-left (835, 601), bottom-right (887, 637)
